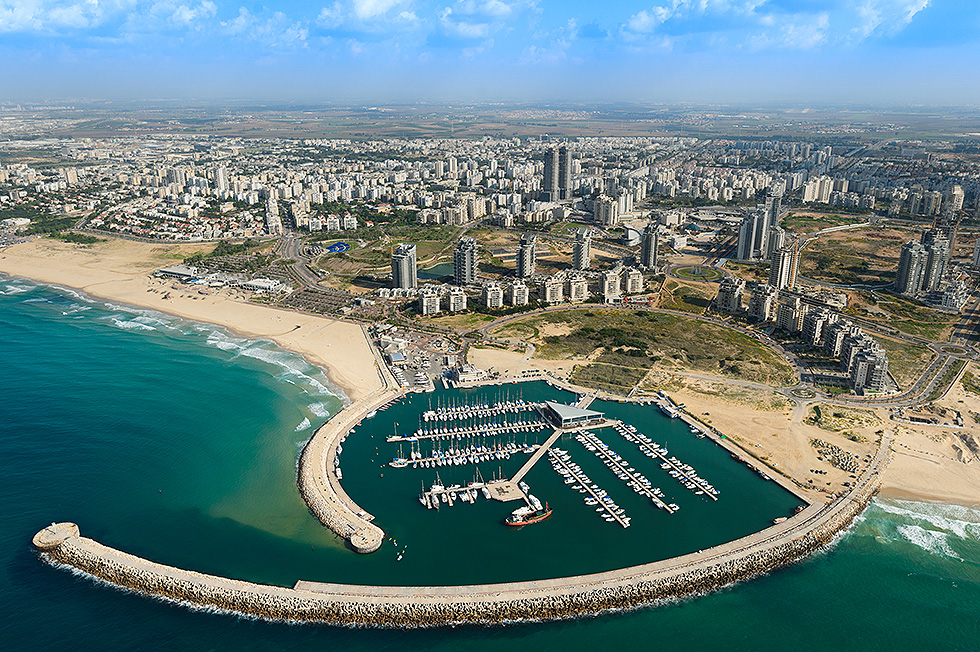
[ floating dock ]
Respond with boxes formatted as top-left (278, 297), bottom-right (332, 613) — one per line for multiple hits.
top-left (389, 420), bottom-right (547, 443)
top-left (615, 424), bottom-right (719, 501)
top-left (549, 448), bottom-right (630, 527)
top-left (575, 431), bottom-right (677, 513)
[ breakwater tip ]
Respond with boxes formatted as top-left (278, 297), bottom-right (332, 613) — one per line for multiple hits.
top-left (33, 522), bottom-right (79, 551)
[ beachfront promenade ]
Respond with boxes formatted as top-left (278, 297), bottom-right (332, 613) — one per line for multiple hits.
top-left (33, 428), bottom-right (891, 626)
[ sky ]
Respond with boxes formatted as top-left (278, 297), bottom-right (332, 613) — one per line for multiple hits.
top-left (1, 0), bottom-right (979, 105)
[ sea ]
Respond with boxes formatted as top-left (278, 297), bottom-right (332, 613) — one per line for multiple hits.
top-left (2, 274), bottom-right (980, 652)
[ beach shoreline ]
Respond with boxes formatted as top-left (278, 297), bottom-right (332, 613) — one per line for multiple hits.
top-left (4, 236), bottom-right (980, 509)
top-left (0, 238), bottom-right (382, 404)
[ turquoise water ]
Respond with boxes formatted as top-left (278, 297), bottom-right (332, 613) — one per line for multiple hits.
top-left (2, 275), bottom-right (980, 651)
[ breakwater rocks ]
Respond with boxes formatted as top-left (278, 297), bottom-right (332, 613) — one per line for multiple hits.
top-left (33, 469), bottom-right (879, 628)
top-left (296, 391), bottom-right (400, 554)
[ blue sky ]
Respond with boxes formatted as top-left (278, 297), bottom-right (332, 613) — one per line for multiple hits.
top-left (1, 0), bottom-right (978, 104)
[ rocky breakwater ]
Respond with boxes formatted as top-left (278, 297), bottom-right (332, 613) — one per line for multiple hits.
top-left (296, 391), bottom-right (402, 554)
top-left (32, 470), bottom-right (878, 627)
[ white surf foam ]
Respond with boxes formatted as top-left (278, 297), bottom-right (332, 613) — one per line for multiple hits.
top-left (111, 317), bottom-right (156, 331)
top-left (875, 499), bottom-right (980, 540)
top-left (307, 402), bottom-right (331, 418)
top-left (203, 329), bottom-right (341, 401)
top-left (294, 417), bottom-right (311, 432)
top-left (896, 524), bottom-right (963, 560)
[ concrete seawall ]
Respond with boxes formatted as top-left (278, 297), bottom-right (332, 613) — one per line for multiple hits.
top-left (33, 440), bottom-right (886, 627)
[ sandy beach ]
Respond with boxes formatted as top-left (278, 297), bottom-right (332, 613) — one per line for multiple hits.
top-left (0, 238), bottom-right (383, 402)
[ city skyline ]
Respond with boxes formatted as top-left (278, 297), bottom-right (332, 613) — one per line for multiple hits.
top-left (2, 0), bottom-right (979, 104)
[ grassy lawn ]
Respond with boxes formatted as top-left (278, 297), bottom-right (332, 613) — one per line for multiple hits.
top-left (659, 279), bottom-right (716, 314)
top-left (492, 309), bottom-right (796, 388)
top-left (877, 336), bottom-right (936, 390)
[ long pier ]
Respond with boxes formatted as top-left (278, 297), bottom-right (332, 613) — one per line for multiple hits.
top-left (616, 425), bottom-right (719, 501)
top-left (575, 431), bottom-right (676, 513)
top-left (512, 428), bottom-right (565, 483)
top-left (548, 448), bottom-right (630, 527)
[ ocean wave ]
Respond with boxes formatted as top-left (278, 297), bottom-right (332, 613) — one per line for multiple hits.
top-left (2, 282), bottom-right (34, 294)
top-left (895, 524), bottom-right (962, 560)
top-left (110, 317), bottom-right (156, 332)
top-left (307, 402), bottom-right (331, 418)
top-left (204, 330), bottom-right (341, 401)
top-left (294, 417), bottom-right (311, 432)
top-left (874, 499), bottom-right (980, 540)
top-left (864, 498), bottom-right (980, 561)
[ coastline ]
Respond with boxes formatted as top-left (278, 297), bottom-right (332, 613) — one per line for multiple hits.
top-left (5, 236), bottom-right (980, 511)
top-left (0, 238), bottom-right (382, 404)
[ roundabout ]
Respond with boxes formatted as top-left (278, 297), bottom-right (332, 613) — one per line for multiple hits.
top-left (672, 265), bottom-right (724, 282)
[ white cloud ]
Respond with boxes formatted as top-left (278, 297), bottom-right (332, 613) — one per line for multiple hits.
top-left (351, 0), bottom-right (404, 20)
top-left (167, 1), bottom-right (217, 27)
top-left (219, 7), bottom-right (308, 47)
top-left (0, 0), bottom-right (137, 33)
top-left (622, 0), bottom-right (928, 49)
top-left (439, 7), bottom-right (489, 39)
top-left (854, 0), bottom-right (929, 39)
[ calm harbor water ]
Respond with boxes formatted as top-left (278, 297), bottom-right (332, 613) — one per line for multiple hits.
top-left (2, 275), bottom-right (980, 651)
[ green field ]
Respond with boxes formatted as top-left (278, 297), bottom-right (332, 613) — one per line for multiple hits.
top-left (660, 279), bottom-right (716, 314)
top-left (492, 309), bottom-right (796, 391)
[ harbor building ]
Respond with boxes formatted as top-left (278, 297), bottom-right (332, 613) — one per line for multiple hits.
top-left (391, 243), bottom-right (418, 289)
top-left (454, 237), bottom-right (479, 285)
top-left (538, 401), bottom-right (604, 429)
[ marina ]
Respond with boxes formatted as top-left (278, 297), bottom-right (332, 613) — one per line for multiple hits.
top-left (615, 422), bottom-right (720, 501)
top-left (393, 439), bottom-right (538, 469)
top-left (548, 448), bottom-right (631, 527)
top-left (322, 381), bottom-right (807, 585)
top-left (575, 430), bottom-right (678, 513)
top-left (387, 418), bottom-right (549, 443)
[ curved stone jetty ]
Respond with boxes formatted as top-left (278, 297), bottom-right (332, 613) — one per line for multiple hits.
top-left (296, 389), bottom-right (401, 553)
top-left (33, 435), bottom-right (888, 627)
